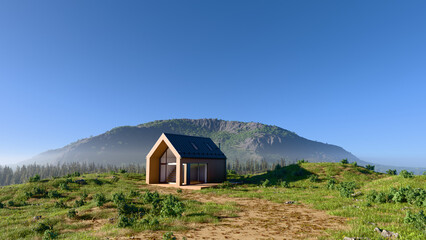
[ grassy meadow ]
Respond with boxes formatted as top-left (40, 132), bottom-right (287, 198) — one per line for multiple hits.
top-left (0, 172), bottom-right (238, 240)
top-left (204, 162), bottom-right (426, 239)
top-left (0, 162), bottom-right (424, 239)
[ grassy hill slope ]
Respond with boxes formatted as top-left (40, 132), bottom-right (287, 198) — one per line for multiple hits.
top-left (1, 163), bottom-right (424, 239)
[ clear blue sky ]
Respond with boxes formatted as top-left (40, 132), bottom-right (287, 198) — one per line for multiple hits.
top-left (1, 1), bottom-right (425, 167)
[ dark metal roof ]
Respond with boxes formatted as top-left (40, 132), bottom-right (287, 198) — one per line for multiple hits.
top-left (164, 133), bottom-right (226, 159)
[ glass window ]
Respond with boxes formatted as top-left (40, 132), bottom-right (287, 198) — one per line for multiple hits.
top-left (166, 148), bottom-right (176, 163)
top-left (160, 150), bottom-right (166, 163)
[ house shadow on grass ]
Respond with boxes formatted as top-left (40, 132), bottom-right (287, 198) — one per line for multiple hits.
top-left (241, 164), bottom-right (316, 185)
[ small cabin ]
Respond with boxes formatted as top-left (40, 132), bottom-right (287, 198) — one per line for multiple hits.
top-left (146, 133), bottom-right (227, 186)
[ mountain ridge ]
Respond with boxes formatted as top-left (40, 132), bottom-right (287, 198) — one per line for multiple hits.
top-left (21, 119), bottom-right (425, 174)
top-left (23, 119), bottom-right (360, 165)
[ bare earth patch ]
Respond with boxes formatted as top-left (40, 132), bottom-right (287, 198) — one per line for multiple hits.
top-left (111, 185), bottom-right (348, 240)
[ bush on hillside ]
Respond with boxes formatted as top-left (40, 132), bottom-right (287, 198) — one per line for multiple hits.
top-left (309, 175), bottom-right (318, 183)
top-left (54, 200), bottom-right (67, 208)
top-left (326, 179), bottom-right (337, 190)
top-left (340, 159), bottom-right (349, 164)
top-left (386, 169), bottom-right (397, 175)
top-left (160, 194), bottom-right (185, 217)
top-left (29, 174), bottom-right (41, 182)
top-left (48, 190), bottom-right (61, 199)
top-left (297, 159), bottom-right (307, 164)
top-left (32, 187), bottom-right (48, 197)
top-left (33, 222), bottom-right (52, 234)
top-left (163, 232), bottom-right (177, 240)
top-left (117, 215), bottom-right (134, 228)
top-left (112, 192), bottom-right (126, 205)
top-left (42, 229), bottom-right (58, 240)
top-left (338, 181), bottom-right (357, 198)
top-left (261, 179), bottom-right (270, 188)
top-left (404, 210), bottom-right (426, 231)
top-left (365, 164), bottom-right (375, 171)
top-left (73, 198), bottom-right (85, 208)
top-left (400, 170), bottom-right (414, 178)
top-left (93, 193), bottom-right (107, 207)
top-left (277, 179), bottom-right (290, 188)
top-left (59, 183), bottom-right (70, 191)
top-left (129, 190), bottom-right (140, 198)
top-left (366, 186), bottom-right (425, 206)
top-left (67, 209), bottom-right (77, 218)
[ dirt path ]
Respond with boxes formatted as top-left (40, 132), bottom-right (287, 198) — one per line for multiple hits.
top-left (120, 185), bottom-right (348, 240)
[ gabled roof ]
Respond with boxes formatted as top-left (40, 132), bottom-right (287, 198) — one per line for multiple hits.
top-left (163, 133), bottom-right (226, 159)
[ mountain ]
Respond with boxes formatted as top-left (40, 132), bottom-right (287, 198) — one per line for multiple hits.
top-left (24, 119), bottom-right (365, 167)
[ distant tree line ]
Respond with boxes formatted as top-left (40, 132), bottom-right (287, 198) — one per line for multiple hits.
top-left (0, 162), bottom-right (145, 186)
top-left (227, 158), bottom-right (287, 175)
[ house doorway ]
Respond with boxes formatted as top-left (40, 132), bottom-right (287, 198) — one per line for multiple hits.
top-left (159, 148), bottom-right (176, 183)
top-left (188, 163), bottom-right (207, 185)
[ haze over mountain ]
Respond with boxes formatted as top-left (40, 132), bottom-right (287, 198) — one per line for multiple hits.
top-left (23, 119), bottom-right (425, 174)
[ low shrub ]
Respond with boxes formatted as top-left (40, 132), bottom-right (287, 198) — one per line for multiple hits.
top-left (351, 162), bottom-right (358, 167)
top-left (67, 209), bottom-right (77, 218)
top-left (142, 191), bottom-right (160, 205)
top-left (80, 192), bottom-right (88, 200)
top-left (261, 179), bottom-right (270, 188)
top-left (309, 175), bottom-right (318, 183)
top-left (365, 164), bottom-right (375, 171)
top-left (340, 159), bottom-right (349, 164)
top-left (338, 181), bottom-right (356, 198)
top-left (25, 191), bottom-right (34, 199)
top-left (160, 194), bottom-right (185, 217)
top-left (297, 159), bottom-right (307, 164)
top-left (74, 199), bottom-right (85, 208)
top-left (326, 179), bottom-right (337, 190)
top-left (366, 186), bottom-right (425, 206)
top-left (117, 202), bottom-right (144, 218)
top-left (29, 174), bottom-right (41, 182)
top-left (277, 180), bottom-right (289, 188)
top-left (89, 178), bottom-right (103, 185)
top-left (42, 229), bottom-right (58, 240)
top-left (386, 169), bottom-right (397, 175)
top-left (112, 192), bottom-right (126, 205)
top-left (139, 217), bottom-right (160, 230)
top-left (7, 200), bottom-right (15, 207)
top-left (404, 210), bottom-right (426, 231)
top-left (400, 170), bottom-right (414, 178)
top-left (0, 202), bottom-right (3, 208)
top-left (59, 183), bottom-right (70, 191)
top-left (119, 169), bottom-right (127, 174)
top-left (129, 190), bottom-right (140, 198)
top-left (117, 215), bottom-right (135, 228)
top-left (48, 190), bottom-right (61, 199)
top-left (33, 222), bottom-right (51, 234)
top-left (33, 187), bottom-right (48, 197)
top-left (54, 200), bottom-right (67, 208)
top-left (163, 231), bottom-right (177, 240)
top-left (111, 176), bottom-right (119, 183)
top-left (93, 193), bottom-right (107, 207)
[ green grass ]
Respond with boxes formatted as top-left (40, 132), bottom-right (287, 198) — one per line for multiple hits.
top-left (1, 163), bottom-right (424, 239)
top-left (204, 162), bottom-right (426, 239)
top-left (0, 172), bottom-right (239, 239)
